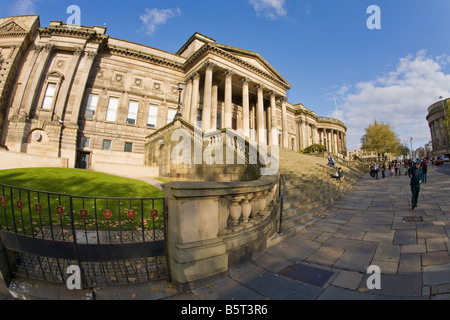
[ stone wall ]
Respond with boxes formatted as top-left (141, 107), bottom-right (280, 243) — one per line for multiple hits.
top-left (163, 174), bottom-right (279, 288)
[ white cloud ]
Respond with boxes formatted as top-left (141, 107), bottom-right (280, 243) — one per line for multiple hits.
top-left (249, 0), bottom-right (287, 20)
top-left (11, 0), bottom-right (37, 15)
top-left (337, 51), bottom-right (450, 151)
top-left (139, 7), bottom-right (181, 35)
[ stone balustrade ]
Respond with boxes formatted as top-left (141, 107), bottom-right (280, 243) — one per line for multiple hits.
top-left (162, 173), bottom-right (280, 289)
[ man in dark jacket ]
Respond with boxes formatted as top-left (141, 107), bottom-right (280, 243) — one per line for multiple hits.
top-left (408, 159), bottom-right (424, 210)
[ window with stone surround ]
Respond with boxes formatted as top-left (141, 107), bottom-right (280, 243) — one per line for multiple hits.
top-left (102, 139), bottom-right (111, 150)
top-left (147, 104), bottom-right (158, 127)
top-left (127, 100), bottom-right (139, 125)
top-left (42, 83), bottom-right (57, 110)
top-left (124, 142), bottom-right (133, 153)
top-left (85, 94), bottom-right (99, 119)
top-left (106, 97), bottom-right (119, 122)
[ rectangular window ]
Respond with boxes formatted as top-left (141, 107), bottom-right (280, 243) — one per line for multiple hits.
top-left (126, 100), bottom-right (139, 125)
top-left (167, 108), bottom-right (177, 124)
top-left (102, 139), bottom-right (111, 150)
top-left (81, 137), bottom-right (90, 148)
top-left (85, 94), bottom-right (99, 119)
top-left (147, 104), bottom-right (158, 128)
top-left (42, 83), bottom-right (57, 109)
top-left (106, 97), bottom-right (119, 122)
top-left (124, 142), bottom-right (133, 153)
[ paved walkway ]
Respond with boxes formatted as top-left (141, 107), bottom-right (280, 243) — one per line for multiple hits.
top-left (1, 164), bottom-right (449, 300)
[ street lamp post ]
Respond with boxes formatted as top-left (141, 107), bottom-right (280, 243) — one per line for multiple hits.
top-left (410, 137), bottom-right (413, 160)
top-left (175, 82), bottom-right (184, 119)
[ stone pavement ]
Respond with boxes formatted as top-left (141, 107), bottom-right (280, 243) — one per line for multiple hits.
top-left (1, 164), bottom-right (450, 300)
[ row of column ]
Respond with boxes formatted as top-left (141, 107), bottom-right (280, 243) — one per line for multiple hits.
top-left (182, 61), bottom-right (288, 147)
top-left (318, 128), bottom-right (346, 155)
top-left (429, 118), bottom-right (448, 150)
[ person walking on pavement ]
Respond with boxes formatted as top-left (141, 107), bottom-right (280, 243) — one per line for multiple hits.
top-left (421, 158), bottom-right (428, 183)
top-left (408, 158), bottom-right (424, 210)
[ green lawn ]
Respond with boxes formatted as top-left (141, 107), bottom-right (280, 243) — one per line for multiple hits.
top-left (0, 168), bottom-right (165, 237)
top-left (0, 167), bottom-right (163, 198)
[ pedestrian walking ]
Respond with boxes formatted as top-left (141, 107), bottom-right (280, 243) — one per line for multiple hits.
top-left (421, 158), bottom-right (428, 183)
top-left (327, 153), bottom-right (335, 167)
top-left (381, 163), bottom-right (385, 178)
top-left (408, 158), bottom-right (424, 210)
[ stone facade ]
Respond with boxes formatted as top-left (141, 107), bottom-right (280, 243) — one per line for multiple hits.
top-left (0, 15), bottom-right (347, 177)
top-left (426, 98), bottom-right (450, 156)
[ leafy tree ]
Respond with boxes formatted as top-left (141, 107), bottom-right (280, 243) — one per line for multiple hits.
top-left (361, 121), bottom-right (402, 159)
top-left (443, 99), bottom-right (450, 136)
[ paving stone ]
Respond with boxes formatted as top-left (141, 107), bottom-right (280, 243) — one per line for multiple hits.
top-left (394, 230), bottom-right (417, 245)
top-left (229, 262), bottom-right (266, 285)
top-left (332, 270), bottom-right (365, 290)
top-left (363, 231), bottom-right (395, 243)
top-left (334, 250), bottom-right (374, 272)
top-left (332, 225), bottom-right (365, 240)
top-left (398, 253), bottom-right (421, 274)
top-left (306, 246), bottom-right (344, 266)
top-left (281, 263), bottom-right (334, 287)
top-left (253, 250), bottom-right (294, 273)
top-left (317, 285), bottom-right (375, 300)
top-left (422, 251), bottom-right (450, 266)
top-left (245, 272), bottom-right (322, 300)
top-left (373, 243), bottom-right (401, 262)
top-left (191, 277), bottom-right (264, 300)
top-left (417, 225), bottom-right (448, 239)
top-left (425, 238), bottom-right (448, 252)
top-left (371, 274), bottom-right (422, 297)
top-left (431, 283), bottom-right (450, 295)
top-left (423, 263), bottom-right (450, 286)
top-left (370, 260), bottom-right (398, 274)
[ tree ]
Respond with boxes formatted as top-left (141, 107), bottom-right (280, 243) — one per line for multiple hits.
top-left (361, 121), bottom-right (402, 159)
top-left (443, 99), bottom-right (450, 136)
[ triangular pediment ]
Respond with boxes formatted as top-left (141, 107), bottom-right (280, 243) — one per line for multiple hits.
top-left (0, 18), bottom-right (30, 35)
top-left (215, 43), bottom-right (291, 89)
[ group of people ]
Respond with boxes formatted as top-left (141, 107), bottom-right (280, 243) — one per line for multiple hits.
top-left (368, 158), bottom-right (428, 210)
top-left (328, 152), bottom-right (427, 209)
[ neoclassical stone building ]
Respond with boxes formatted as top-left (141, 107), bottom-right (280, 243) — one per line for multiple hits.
top-left (426, 98), bottom-right (450, 156)
top-left (0, 15), bottom-right (347, 176)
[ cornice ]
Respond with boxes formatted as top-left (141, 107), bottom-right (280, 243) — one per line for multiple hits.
top-left (39, 26), bottom-right (108, 45)
top-left (103, 45), bottom-right (184, 72)
top-left (183, 43), bottom-right (291, 91)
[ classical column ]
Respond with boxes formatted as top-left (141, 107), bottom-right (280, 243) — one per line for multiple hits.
top-left (327, 130), bottom-right (332, 152)
top-left (269, 91), bottom-right (276, 145)
top-left (202, 62), bottom-right (214, 131)
top-left (256, 84), bottom-right (265, 144)
top-left (334, 130), bottom-right (338, 154)
top-left (224, 70), bottom-right (234, 128)
top-left (183, 76), bottom-right (193, 122)
top-left (190, 72), bottom-right (200, 124)
top-left (211, 81), bottom-right (218, 130)
top-left (281, 96), bottom-right (288, 149)
top-left (241, 77), bottom-right (250, 137)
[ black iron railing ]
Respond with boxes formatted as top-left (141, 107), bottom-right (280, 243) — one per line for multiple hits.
top-left (277, 174), bottom-right (286, 234)
top-left (0, 183), bottom-right (168, 287)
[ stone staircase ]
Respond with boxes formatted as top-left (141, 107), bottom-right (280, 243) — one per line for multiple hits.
top-left (278, 149), bottom-right (366, 233)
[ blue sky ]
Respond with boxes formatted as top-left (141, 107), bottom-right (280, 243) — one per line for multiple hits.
top-left (3, 0), bottom-right (450, 150)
